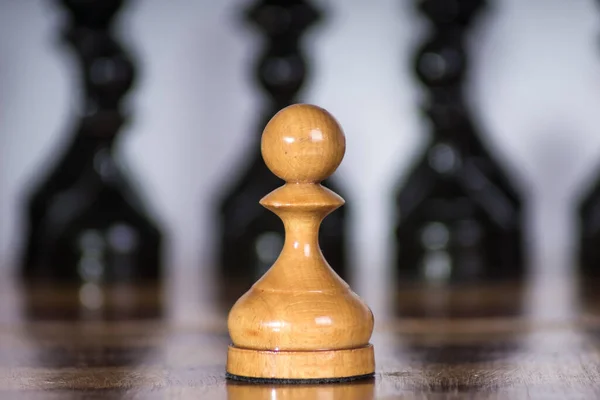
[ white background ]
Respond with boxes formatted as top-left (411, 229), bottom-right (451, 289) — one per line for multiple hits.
top-left (1, 0), bottom-right (600, 284)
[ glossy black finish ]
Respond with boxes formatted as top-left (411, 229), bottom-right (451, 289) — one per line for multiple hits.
top-left (21, 0), bottom-right (162, 283)
top-left (217, 0), bottom-right (348, 291)
top-left (577, 0), bottom-right (600, 275)
top-left (394, 0), bottom-right (524, 282)
top-left (579, 169), bottom-right (600, 275)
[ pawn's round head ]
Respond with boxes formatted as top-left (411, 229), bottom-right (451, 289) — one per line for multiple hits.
top-left (261, 104), bottom-right (346, 183)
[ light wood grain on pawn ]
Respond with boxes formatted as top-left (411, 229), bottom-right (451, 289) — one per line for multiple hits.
top-left (226, 103), bottom-right (375, 380)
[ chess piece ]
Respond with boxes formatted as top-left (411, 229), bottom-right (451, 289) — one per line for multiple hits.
top-left (394, 0), bottom-right (524, 283)
top-left (577, 0), bottom-right (600, 275)
top-left (218, 0), bottom-right (348, 296)
top-left (579, 178), bottom-right (600, 275)
top-left (226, 104), bottom-right (374, 381)
top-left (21, 0), bottom-right (162, 283)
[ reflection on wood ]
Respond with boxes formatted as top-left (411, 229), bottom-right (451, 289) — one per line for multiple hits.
top-left (0, 273), bottom-right (597, 397)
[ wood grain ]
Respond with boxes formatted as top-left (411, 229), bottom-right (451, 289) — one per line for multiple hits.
top-left (0, 274), bottom-right (598, 398)
top-left (227, 104), bottom-right (375, 379)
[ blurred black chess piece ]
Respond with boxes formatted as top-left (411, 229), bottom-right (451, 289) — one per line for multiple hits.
top-left (394, 0), bottom-right (524, 283)
top-left (579, 180), bottom-right (600, 276)
top-left (217, 0), bottom-right (348, 297)
top-left (577, 0), bottom-right (600, 276)
top-left (21, 0), bottom-right (162, 283)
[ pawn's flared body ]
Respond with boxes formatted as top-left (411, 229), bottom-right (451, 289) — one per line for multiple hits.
top-left (226, 104), bottom-right (375, 381)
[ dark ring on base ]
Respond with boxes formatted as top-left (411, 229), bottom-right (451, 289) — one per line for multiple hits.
top-left (226, 343), bottom-right (375, 380)
top-left (225, 372), bottom-right (374, 384)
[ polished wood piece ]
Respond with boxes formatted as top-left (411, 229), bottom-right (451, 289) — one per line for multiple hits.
top-left (226, 345), bottom-right (374, 380)
top-left (226, 104), bottom-right (375, 380)
top-left (218, 0), bottom-right (348, 290)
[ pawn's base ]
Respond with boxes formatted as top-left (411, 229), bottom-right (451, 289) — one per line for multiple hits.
top-left (226, 344), bottom-right (375, 381)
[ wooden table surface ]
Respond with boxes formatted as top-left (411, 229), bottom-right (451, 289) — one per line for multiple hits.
top-left (1, 269), bottom-right (599, 399)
